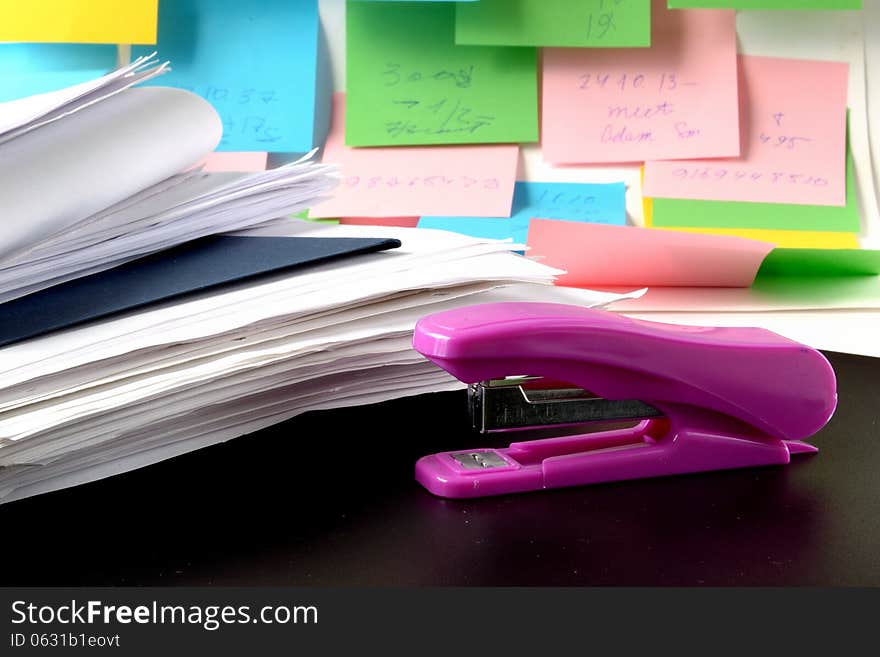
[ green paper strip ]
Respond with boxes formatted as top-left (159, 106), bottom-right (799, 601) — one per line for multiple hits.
top-left (757, 248), bottom-right (880, 278)
top-left (455, 0), bottom-right (651, 48)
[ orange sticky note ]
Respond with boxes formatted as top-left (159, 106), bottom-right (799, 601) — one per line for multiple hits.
top-left (195, 152), bottom-right (268, 173)
top-left (541, 1), bottom-right (738, 164)
top-left (309, 93), bottom-right (518, 218)
top-left (526, 220), bottom-right (774, 287)
top-left (644, 56), bottom-right (848, 206)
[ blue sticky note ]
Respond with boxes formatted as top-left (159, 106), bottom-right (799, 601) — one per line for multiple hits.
top-left (0, 43), bottom-right (117, 102)
top-left (133, 0), bottom-right (327, 153)
top-left (419, 181), bottom-right (626, 243)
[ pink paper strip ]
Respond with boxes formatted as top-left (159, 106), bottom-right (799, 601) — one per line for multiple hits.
top-left (339, 217), bottom-right (420, 227)
top-left (310, 93), bottom-right (518, 218)
top-left (526, 220), bottom-right (774, 287)
top-left (644, 55), bottom-right (848, 206)
top-left (541, 1), bottom-right (739, 164)
top-left (194, 151), bottom-right (268, 172)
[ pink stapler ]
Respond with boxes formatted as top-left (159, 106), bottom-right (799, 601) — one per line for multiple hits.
top-left (412, 303), bottom-right (837, 498)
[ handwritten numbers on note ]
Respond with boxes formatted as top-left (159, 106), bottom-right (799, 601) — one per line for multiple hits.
top-left (585, 0), bottom-right (627, 40)
top-left (180, 84), bottom-right (283, 146)
top-left (132, 0), bottom-right (321, 152)
top-left (577, 71), bottom-right (688, 94)
top-left (669, 166), bottom-right (829, 187)
top-left (574, 69), bottom-right (706, 146)
top-left (643, 56), bottom-right (849, 207)
top-left (758, 113), bottom-right (812, 151)
top-left (346, 1), bottom-right (538, 146)
top-left (383, 63), bottom-right (474, 89)
top-left (312, 94), bottom-right (519, 218)
top-left (542, 7), bottom-right (738, 163)
top-left (455, 0), bottom-right (650, 48)
top-left (418, 181), bottom-right (627, 244)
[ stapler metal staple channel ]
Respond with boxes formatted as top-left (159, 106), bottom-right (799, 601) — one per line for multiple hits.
top-left (412, 303), bottom-right (837, 498)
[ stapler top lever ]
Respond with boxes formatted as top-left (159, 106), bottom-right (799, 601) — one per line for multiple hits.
top-left (412, 302), bottom-right (837, 498)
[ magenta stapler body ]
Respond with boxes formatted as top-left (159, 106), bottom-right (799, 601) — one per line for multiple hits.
top-left (412, 303), bottom-right (837, 498)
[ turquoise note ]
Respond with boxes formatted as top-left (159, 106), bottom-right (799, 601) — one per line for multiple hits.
top-left (419, 181), bottom-right (627, 243)
top-left (0, 43), bottom-right (116, 102)
top-left (133, 0), bottom-right (327, 153)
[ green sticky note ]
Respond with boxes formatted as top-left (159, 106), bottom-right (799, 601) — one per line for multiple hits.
top-left (297, 210), bottom-right (339, 224)
top-left (757, 248), bottom-right (880, 278)
top-left (651, 137), bottom-right (858, 232)
top-left (345, 1), bottom-right (539, 146)
top-left (455, 0), bottom-right (651, 48)
top-left (667, 1), bottom-right (860, 9)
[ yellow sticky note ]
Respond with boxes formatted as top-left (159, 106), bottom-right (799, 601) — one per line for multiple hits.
top-left (655, 226), bottom-right (859, 249)
top-left (641, 166), bottom-right (654, 226)
top-left (0, 0), bottom-right (158, 44)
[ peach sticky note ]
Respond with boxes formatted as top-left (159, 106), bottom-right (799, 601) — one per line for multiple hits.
top-left (643, 56), bottom-right (849, 206)
top-left (0, 0), bottom-right (158, 44)
top-left (339, 217), bottom-right (420, 228)
top-left (526, 220), bottom-right (774, 287)
top-left (541, 1), bottom-right (738, 164)
top-left (196, 152), bottom-right (268, 173)
top-left (310, 93), bottom-right (518, 218)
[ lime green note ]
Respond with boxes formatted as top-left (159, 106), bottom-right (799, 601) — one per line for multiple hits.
top-left (296, 210), bottom-right (339, 224)
top-left (757, 248), bottom-right (880, 277)
top-left (667, 1), bottom-right (860, 9)
top-left (455, 0), bottom-right (651, 48)
top-left (345, 1), bottom-right (538, 146)
top-left (651, 137), bottom-right (858, 232)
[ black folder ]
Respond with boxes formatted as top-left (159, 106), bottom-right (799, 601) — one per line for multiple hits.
top-left (0, 235), bottom-right (401, 347)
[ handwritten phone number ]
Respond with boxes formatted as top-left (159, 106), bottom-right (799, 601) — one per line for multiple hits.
top-left (671, 167), bottom-right (829, 186)
top-left (344, 176), bottom-right (501, 190)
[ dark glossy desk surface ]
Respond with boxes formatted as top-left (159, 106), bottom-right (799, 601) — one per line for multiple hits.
top-left (1, 351), bottom-right (878, 586)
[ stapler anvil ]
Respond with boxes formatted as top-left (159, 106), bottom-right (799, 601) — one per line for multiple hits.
top-left (412, 303), bottom-right (837, 498)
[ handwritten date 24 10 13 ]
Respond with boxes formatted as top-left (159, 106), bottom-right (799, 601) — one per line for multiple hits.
top-left (578, 72), bottom-right (691, 92)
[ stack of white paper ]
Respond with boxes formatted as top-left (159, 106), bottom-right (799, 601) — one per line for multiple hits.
top-left (0, 220), bottom-right (638, 504)
top-left (0, 54), bottom-right (337, 302)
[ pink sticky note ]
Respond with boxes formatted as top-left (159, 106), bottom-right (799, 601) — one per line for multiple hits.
top-left (644, 56), bottom-right (848, 206)
top-left (526, 220), bottom-right (774, 287)
top-left (541, 1), bottom-right (738, 164)
top-left (309, 93), bottom-right (518, 218)
top-left (339, 217), bottom-right (420, 227)
top-left (194, 152), bottom-right (269, 172)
